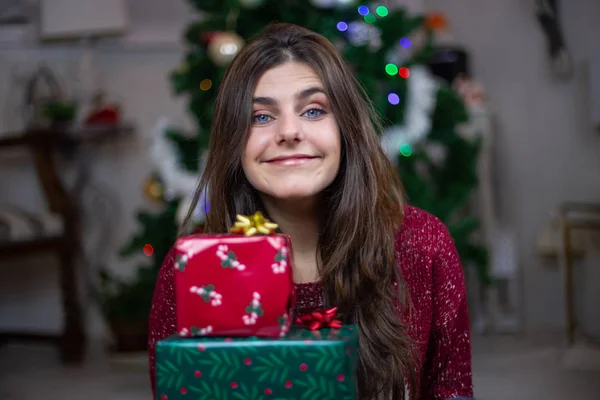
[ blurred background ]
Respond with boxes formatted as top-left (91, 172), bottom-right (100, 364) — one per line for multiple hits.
top-left (0, 0), bottom-right (599, 399)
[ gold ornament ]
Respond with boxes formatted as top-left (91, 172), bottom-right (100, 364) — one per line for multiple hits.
top-left (207, 31), bottom-right (245, 67)
top-left (144, 175), bottom-right (164, 203)
top-left (229, 211), bottom-right (278, 236)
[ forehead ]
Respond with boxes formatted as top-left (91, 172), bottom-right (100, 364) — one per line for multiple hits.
top-left (254, 62), bottom-right (324, 96)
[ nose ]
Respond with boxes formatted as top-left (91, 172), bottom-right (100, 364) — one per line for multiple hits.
top-left (275, 113), bottom-right (302, 143)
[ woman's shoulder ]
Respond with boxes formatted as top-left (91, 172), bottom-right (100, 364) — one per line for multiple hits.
top-left (396, 205), bottom-right (454, 253)
top-left (394, 205), bottom-right (460, 281)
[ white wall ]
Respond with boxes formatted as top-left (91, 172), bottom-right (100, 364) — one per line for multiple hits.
top-left (1, 0), bottom-right (599, 342)
top-left (425, 0), bottom-right (600, 336)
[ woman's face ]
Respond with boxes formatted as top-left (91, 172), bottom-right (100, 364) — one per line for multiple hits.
top-left (242, 61), bottom-right (341, 203)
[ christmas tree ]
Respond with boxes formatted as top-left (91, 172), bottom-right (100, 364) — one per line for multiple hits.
top-left (105, 0), bottom-right (490, 327)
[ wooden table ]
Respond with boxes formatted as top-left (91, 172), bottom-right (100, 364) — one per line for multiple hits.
top-left (559, 202), bottom-right (600, 346)
top-left (0, 123), bottom-right (133, 364)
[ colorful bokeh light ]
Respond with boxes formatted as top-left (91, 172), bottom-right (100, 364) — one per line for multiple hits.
top-left (357, 5), bottom-right (369, 16)
top-left (400, 37), bottom-right (412, 48)
top-left (400, 144), bottom-right (413, 157)
top-left (143, 244), bottom-right (154, 257)
top-left (376, 6), bottom-right (388, 17)
top-left (337, 22), bottom-right (348, 32)
top-left (399, 67), bottom-right (410, 79)
top-left (385, 63), bottom-right (399, 75)
top-left (388, 93), bottom-right (400, 105)
top-left (200, 79), bottom-right (212, 91)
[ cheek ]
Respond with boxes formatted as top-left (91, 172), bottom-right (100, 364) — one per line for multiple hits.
top-left (242, 130), bottom-right (269, 177)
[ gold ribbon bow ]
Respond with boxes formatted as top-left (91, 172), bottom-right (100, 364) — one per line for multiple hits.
top-left (229, 211), bottom-right (278, 236)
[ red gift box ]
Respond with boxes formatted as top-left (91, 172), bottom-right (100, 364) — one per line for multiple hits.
top-left (174, 234), bottom-right (295, 338)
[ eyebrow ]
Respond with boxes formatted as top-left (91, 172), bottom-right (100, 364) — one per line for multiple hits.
top-left (252, 86), bottom-right (326, 106)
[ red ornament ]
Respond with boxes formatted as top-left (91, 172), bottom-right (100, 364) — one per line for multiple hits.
top-left (198, 345), bottom-right (205, 351)
top-left (231, 382), bottom-right (239, 389)
top-left (264, 388), bottom-right (273, 395)
top-left (244, 358), bottom-right (252, 365)
top-left (194, 370), bottom-right (202, 378)
top-left (296, 307), bottom-right (342, 330)
top-left (161, 395), bottom-right (168, 400)
top-left (399, 67), bottom-right (411, 79)
top-left (337, 374), bottom-right (345, 382)
top-left (180, 387), bottom-right (188, 395)
top-left (85, 104), bottom-right (121, 125)
top-left (299, 363), bottom-right (308, 371)
top-left (285, 381), bottom-right (293, 388)
top-left (202, 31), bottom-right (220, 45)
top-left (143, 244), bottom-right (154, 257)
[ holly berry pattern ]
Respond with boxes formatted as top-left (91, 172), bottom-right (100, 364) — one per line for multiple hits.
top-left (217, 245), bottom-right (246, 271)
top-left (278, 313), bottom-right (290, 337)
top-left (156, 326), bottom-right (358, 400)
top-left (175, 254), bottom-right (189, 272)
top-left (271, 246), bottom-right (288, 274)
top-left (190, 285), bottom-right (222, 306)
top-left (242, 292), bottom-right (263, 325)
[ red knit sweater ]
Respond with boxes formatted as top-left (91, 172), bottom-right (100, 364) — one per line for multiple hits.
top-left (148, 206), bottom-right (474, 399)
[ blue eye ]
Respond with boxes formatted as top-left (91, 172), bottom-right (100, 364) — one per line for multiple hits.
top-left (303, 108), bottom-right (326, 118)
top-left (253, 114), bottom-right (272, 124)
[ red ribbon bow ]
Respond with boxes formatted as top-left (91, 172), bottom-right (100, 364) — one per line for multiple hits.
top-left (295, 307), bottom-right (342, 330)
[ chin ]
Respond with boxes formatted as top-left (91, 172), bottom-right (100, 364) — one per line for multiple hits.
top-left (263, 184), bottom-right (325, 202)
top-left (268, 190), bottom-right (320, 201)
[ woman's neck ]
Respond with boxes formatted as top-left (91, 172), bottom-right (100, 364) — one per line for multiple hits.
top-left (261, 196), bottom-right (320, 283)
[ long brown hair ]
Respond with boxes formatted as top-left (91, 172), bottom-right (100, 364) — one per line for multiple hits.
top-left (182, 23), bottom-right (417, 399)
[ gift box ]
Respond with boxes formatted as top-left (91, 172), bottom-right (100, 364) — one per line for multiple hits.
top-left (155, 325), bottom-right (359, 400)
top-left (174, 213), bottom-right (295, 338)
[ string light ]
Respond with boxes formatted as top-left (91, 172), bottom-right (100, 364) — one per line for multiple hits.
top-left (357, 5), bottom-right (369, 16)
top-left (400, 144), bottom-right (412, 157)
top-left (388, 93), bottom-right (400, 105)
top-left (375, 6), bottom-right (388, 17)
top-left (200, 79), bottom-right (212, 90)
top-left (385, 63), bottom-right (398, 75)
top-left (364, 13), bottom-right (376, 23)
top-left (400, 37), bottom-right (412, 48)
top-left (399, 67), bottom-right (410, 79)
top-left (143, 244), bottom-right (154, 257)
top-left (337, 22), bottom-right (348, 32)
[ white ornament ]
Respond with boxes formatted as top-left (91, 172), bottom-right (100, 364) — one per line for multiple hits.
top-left (424, 142), bottom-right (448, 165)
top-left (309, 0), bottom-right (336, 8)
top-left (347, 21), bottom-right (381, 51)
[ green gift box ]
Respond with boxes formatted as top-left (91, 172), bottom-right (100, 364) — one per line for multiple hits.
top-left (156, 326), bottom-right (359, 400)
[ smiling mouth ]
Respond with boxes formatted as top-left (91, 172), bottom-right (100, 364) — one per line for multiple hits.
top-left (264, 155), bottom-right (319, 166)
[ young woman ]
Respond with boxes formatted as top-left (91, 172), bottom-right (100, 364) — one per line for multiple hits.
top-left (149, 23), bottom-right (473, 400)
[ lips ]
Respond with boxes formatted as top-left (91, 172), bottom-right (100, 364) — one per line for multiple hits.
top-left (265, 154), bottom-right (316, 163)
top-left (264, 154), bottom-right (318, 166)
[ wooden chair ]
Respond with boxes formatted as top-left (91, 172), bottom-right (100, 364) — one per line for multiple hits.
top-left (0, 129), bottom-right (85, 364)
